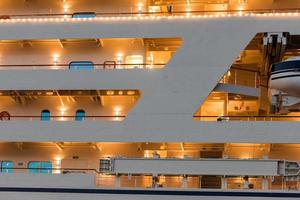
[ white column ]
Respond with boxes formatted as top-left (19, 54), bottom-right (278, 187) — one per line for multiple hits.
top-left (199, 176), bottom-right (202, 188)
top-left (115, 174), bottom-right (121, 187)
top-left (182, 175), bottom-right (188, 188)
top-left (221, 176), bottom-right (227, 190)
top-left (262, 176), bottom-right (268, 190)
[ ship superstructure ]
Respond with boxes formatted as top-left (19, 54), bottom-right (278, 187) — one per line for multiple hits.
top-left (2, 0), bottom-right (300, 200)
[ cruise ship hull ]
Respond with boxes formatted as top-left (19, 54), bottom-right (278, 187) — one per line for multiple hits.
top-left (2, 1), bottom-right (300, 199)
top-left (2, 188), bottom-right (300, 200)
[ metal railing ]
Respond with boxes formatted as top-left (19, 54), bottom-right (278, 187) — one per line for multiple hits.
top-left (0, 115), bottom-right (126, 121)
top-left (194, 115), bottom-right (300, 121)
top-left (1, 8), bottom-right (300, 20)
top-left (1, 167), bottom-right (98, 173)
top-left (0, 63), bottom-right (165, 70)
top-left (220, 68), bottom-right (261, 88)
top-left (0, 166), bottom-right (297, 191)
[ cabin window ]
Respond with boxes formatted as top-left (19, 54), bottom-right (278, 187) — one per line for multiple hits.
top-left (1, 161), bottom-right (13, 173)
top-left (28, 161), bottom-right (52, 174)
top-left (72, 12), bottom-right (96, 19)
top-left (75, 109), bottom-right (85, 121)
top-left (41, 110), bottom-right (51, 121)
top-left (69, 61), bottom-right (94, 70)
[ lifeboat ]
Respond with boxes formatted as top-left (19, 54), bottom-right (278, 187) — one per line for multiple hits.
top-left (270, 57), bottom-right (300, 113)
top-left (270, 57), bottom-right (300, 97)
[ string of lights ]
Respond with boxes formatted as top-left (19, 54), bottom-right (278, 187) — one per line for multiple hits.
top-left (0, 11), bottom-right (299, 23)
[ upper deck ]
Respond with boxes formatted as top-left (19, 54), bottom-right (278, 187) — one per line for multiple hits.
top-left (0, 1), bottom-right (300, 143)
top-left (0, 0), bottom-right (299, 19)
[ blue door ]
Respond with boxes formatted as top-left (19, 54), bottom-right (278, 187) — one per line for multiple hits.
top-left (69, 61), bottom-right (94, 70)
top-left (75, 109), bottom-right (85, 121)
top-left (41, 110), bottom-right (51, 121)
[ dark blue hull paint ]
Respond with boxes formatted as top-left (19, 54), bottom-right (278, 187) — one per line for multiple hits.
top-left (0, 187), bottom-right (300, 198)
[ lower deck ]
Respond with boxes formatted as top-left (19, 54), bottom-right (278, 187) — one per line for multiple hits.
top-left (0, 142), bottom-right (299, 192)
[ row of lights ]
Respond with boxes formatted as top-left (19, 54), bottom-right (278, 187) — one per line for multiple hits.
top-left (0, 12), bottom-right (299, 23)
top-left (106, 90), bottom-right (137, 96)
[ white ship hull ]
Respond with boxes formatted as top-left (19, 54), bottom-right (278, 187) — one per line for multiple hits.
top-left (2, 1), bottom-right (300, 199)
top-left (1, 188), bottom-right (300, 200)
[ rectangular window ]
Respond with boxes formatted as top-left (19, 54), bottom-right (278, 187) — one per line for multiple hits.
top-left (1, 161), bottom-right (13, 173)
top-left (99, 159), bottom-right (112, 172)
top-left (69, 61), bottom-right (94, 70)
top-left (72, 12), bottom-right (96, 19)
top-left (28, 161), bottom-right (52, 174)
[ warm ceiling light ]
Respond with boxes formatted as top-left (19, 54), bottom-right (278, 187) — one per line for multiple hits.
top-left (117, 53), bottom-right (123, 62)
top-left (60, 106), bottom-right (67, 113)
top-left (53, 54), bottom-right (59, 65)
top-left (113, 106), bottom-right (122, 121)
top-left (137, 3), bottom-right (143, 13)
top-left (114, 107), bottom-right (121, 113)
top-left (106, 90), bottom-right (114, 95)
top-left (118, 91), bottom-right (124, 95)
top-left (127, 91), bottom-right (135, 95)
top-left (59, 106), bottom-right (67, 121)
top-left (64, 5), bottom-right (69, 13)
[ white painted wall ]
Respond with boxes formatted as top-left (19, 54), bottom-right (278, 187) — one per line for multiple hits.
top-left (0, 173), bottom-right (95, 188)
top-left (113, 158), bottom-right (278, 176)
top-left (0, 191), bottom-right (299, 200)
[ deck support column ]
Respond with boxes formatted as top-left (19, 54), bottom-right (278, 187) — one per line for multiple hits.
top-left (115, 174), bottom-right (121, 188)
top-left (221, 176), bottom-right (227, 190)
top-left (262, 176), bottom-right (268, 190)
top-left (182, 175), bottom-right (188, 188)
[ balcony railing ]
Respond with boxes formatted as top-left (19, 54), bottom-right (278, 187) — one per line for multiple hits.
top-left (220, 68), bottom-right (260, 88)
top-left (0, 166), bottom-right (297, 191)
top-left (194, 115), bottom-right (300, 121)
top-left (0, 115), bottom-right (126, 121)
top-left (1, 8), bottom-right (300, 21)
top-left (0, 63), bottom-right (165, 70)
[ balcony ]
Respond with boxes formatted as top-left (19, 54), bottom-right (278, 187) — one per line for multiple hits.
top-left (1, 0), bottom-right (300, 21)
top-left (0, 38), bottom-right (181, 70)
top-left (194, 32), bottom-right (300, 122)
top-left (0, 90), bottom-right (141, 122)
top-left (0, 142), bottom-right (298, 191)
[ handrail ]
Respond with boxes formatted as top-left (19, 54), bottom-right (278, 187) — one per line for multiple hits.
top-left (2, 115), bottom-right (126, 118)
top-left (6, 167), bottom-right (99, 172)
top-left (230, 66), bottom-right (261, 74)
top-left (194, 115), bottom-right (300, 118)
top-left (0, 63), bottom-right (165, 69)
top-left (194, 115), bottom-right (300, 121)
top-left (2, 8), bottom-right (300, 19)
